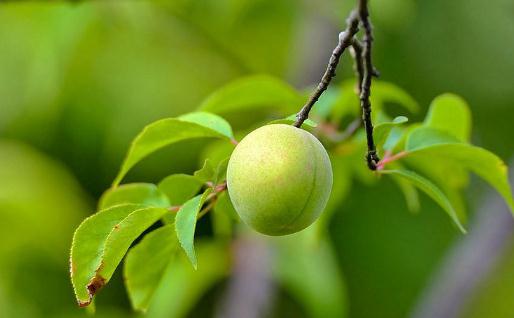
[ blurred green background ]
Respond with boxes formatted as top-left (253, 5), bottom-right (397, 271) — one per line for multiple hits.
top-left (1, 1), bottom-right (513, 317)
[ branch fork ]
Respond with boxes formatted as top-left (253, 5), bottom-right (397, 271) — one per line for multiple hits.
top-left (294, 0), bottom-right (380, 170)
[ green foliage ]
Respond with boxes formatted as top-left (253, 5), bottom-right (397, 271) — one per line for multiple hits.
top-left (69, 74), bottom-right (514, 316)
top-left (272, 231), bottom-right (347, 318)
top-left (331, 80), bottom-right (419, 123)
top-left (158, 174), bottom-right (203, 206)
top-left (175, 191), bottom-right (212, 269)
top-left (112, 112), bottom-right (233, 186)
top-left (144, 241), bottom-right (230, 318)
top-left (424, 93), bottom-right (471, 142)
top-left (199, 75), bottom-right (302, 115)
top-left (0, 2), bottom-right (512, 317)
top-left (193, 159), bottom-right (216, 184)
top-left (374, 116), bottom-right (409, 154)
top-left (70, 204), bottom-right (169, 306)
top-left (99, 183), bottom-right (170, 210)
top-left (179, 112), bottom-right (235, 140)
top-left (124, 225), bottom-right (178, 311)
top-left (94, 206), bottom-right (169, 287)
top-left (380, 170), bottom-right (465, 232)
top-left (406, 127), bottom-right (514, 212)
top-left (71, 204), bottom-right (142, 306)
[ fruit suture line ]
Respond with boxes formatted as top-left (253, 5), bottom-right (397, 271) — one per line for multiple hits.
top-left (294, 0), bottom-right (380, 170)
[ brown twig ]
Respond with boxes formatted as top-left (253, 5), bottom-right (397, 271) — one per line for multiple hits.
top-left (293, 0), bottom-right (380, 171)
top-left (358, 0), bottom-right (380, 170)
top-left (293, 10), bottom-right (360, 128)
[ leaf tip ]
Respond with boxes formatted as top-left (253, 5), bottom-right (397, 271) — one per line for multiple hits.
top-left (78, 299), bottom-right (92, 308)
top-left (85, 274), bottom-right (106, 305)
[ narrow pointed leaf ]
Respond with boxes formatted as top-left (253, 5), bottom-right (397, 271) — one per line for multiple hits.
top-left (175, 191), bottom-right (212, 269)
top-left (380, 169), bottom-right (466, 233)
top-left (391, 175), bottom-right (420, 213)
top-left (124, 225), bottom-right (178, 312)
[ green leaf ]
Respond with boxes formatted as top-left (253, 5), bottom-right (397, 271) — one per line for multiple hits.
top-left (175, 191), bottom-right (212, 269)
top-left (268, 114), bottom-right (318, 128)
top-left (194, 159), bottom-right (216, 184)
top-left (98, 183), bottom-right (170, 210)
top-left (385, 123), bottom-right (422, 153)
top-left (124, 225), bottom-right (179, 312)
top-left (405, 127), bottom-right (514, 212)
top-left (199, 139), bottom-right (235, 168)
top-left (211, 205), bottom-right (233, 239)
top-left (424, 93), bottom-right (471, 142)
top-left (391, 175), bottom-right (420, 213)
top-left (383, 126), bottom-right (407, 151)
top-left (112, 115), bottom-right (232, 186)
top-left (214, 157), bottom-right (230, 184)
top-left (372, 81), bottom-right (420, 113)
top-left (144, 242), bottom-right (230, 318)
top-left (95, 207), bottom-right (169, 292)
top-left (374, 116), bottom-right (408, 149)
top-left (402, 154), bottom-right (469, 223)
top-left (158, 174), bottom-right (203, 206)
top-left (199, 74), bottom-right (302, 114)
top-left (178, 112), bottom-right (234, 140)
top-left (214, 191), bottom-right (240, 222)
top-left (70, 204), bottom-right (142, 307)
top-left (316, 155), bottom-right (352, 236)
top-left (331, 80), bottom-right (418, 122)
top-left (272, 231), bottom-right (347, 318)
top-left (406, 126), bottom-right (462, 150)
top-left (379, 169), bottom-right (466, 233)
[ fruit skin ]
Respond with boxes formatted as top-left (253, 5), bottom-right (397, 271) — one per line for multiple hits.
top-left (227, 124), bottom-right (333, 236)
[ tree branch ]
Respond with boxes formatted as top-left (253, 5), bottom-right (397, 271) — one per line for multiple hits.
top-left (358, 0), bottom-right (380, 170)
top-left (294, 0), bottom-right (380, 170)
top-left (293, 11), bottom-right (360, 128)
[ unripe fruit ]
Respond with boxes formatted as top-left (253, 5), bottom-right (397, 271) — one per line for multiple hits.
top-left (227, 124), bottom-right (333, 236)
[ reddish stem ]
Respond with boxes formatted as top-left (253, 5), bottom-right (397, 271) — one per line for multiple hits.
top-left (376, 151), bottom-right (408, 170)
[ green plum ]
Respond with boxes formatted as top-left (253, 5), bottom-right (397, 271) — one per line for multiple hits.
top-left (227, 124), bottom-right (333, 236)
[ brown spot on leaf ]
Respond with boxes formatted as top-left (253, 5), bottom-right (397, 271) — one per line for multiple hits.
top-left (78, 299), bottom-right (92, 308)
top-left (87, 275), bottom-right (106, 298)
